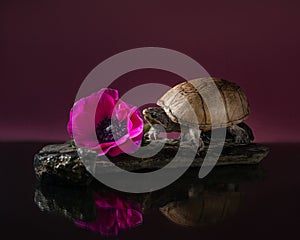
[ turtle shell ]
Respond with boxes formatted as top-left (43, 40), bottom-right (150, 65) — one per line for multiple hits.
top-left (157, 78), bottom-right (250, 130)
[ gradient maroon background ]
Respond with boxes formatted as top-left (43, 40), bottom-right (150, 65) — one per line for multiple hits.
top-left (1, 0), bottom-right (299, 143)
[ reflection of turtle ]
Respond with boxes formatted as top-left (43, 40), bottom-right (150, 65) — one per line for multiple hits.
top-left (143, 78), bottom-right (253, 149)
top-left (159, 190), bottom-right (242, 227)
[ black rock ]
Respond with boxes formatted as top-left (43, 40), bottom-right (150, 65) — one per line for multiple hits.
top-left (34, 142), bottom-right (93, 186)
top-left (34, 140), bottom-right (269, 186)
top-left (108, 140), bottom-right (269, 172)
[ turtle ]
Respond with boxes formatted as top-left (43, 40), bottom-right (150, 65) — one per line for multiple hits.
top-left (143, 77), bottom-right (253, 149)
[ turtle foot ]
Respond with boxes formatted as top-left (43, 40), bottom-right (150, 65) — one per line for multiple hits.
top-left (180, 128), bottom-right (205, 151)
top-left (144, 126), bottom-right (160, 140)
top-left (228, 125), bottom-right (250, 144)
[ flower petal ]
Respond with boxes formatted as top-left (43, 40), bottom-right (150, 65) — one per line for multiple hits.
top-left (114, 100), bottom-right (135, 122)
top-left (91, 134), bottom-right (129, 156)
top-left (67, 109), bottom-right (73, 136)
top-left (68, 88), bottom-right (119, 148)
top-left (67, 88), bottom-right (144, 157)
top-left (128, 111), bottom-right (144, 139)
top-left (95, 89), bottom-right (119, 124)
top-left (108, 135), bottom-right (142, 157)
top-left (70, 101), bottom-right (99, 148)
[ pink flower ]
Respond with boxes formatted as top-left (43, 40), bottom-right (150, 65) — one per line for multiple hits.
top-left (74, 193), bottom-right (143, 236)
top-left (67, 88), bottom-right (143, 157)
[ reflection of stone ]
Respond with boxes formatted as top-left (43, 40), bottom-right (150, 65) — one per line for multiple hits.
top-left (160, 190), bottom-right (242, 227)
top-left (34, 184), bottom-right (96, 222)
top-left (34, 141), bottom-right (269, 185)
top-left (96, 165), bottom-right (265, 212)
top-left (34, 165), bottom-right (265, 234)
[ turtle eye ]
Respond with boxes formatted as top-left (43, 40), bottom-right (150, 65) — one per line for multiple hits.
top-left (151, 112), bottom-right (157, 118)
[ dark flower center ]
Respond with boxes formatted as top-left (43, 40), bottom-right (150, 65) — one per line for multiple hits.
top-left (96, 117), bottom-right (128, 143)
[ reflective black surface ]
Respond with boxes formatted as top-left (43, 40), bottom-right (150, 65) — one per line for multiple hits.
top-left (1, 142), bottom-right (299, 239)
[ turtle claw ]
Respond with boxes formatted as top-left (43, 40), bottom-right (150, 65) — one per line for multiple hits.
top-left (198, 138), bottom-right (205, 151)
top-left (234, 134), bottom-right (250, 144)
top-left (180, 129), bottom-right (205, 152)
top-left (145, 126), bottom-right (160, 140)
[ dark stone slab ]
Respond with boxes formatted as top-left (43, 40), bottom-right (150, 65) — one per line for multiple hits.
top-left (34, 142), bottom-right (93, 186)
top-left (34, 140), bottom-right (269, 186)
top-left (109, 140), bottom-right (269, 171)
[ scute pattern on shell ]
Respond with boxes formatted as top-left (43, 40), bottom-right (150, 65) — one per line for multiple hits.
top-left (157, 78), bottom-right (250, 130)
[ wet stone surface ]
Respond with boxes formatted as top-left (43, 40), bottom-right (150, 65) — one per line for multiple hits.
top-left (34, 142), bottom-right (93, 186)
top-left (34, 140), bottom-right (269, 186)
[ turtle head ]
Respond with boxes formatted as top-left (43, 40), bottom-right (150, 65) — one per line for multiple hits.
top-left (142, 107), bottom-right (170, 128)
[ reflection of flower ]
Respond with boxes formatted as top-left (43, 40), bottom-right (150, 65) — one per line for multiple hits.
top-left (67, 88), bottom-right (143, 157)
top-left (74, 193), bottom-right (143, 236)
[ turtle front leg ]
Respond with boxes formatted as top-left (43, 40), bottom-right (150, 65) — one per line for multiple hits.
top-left (189, 128), bottom-right (205, 150)
top-left (181, 128), bottom-right (205, 151)
top-left (228, 125), bottom-right (250, 144)
top-left (145, 125), bottom-right (160, 140)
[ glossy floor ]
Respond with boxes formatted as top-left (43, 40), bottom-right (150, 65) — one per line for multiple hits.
top-left (1, 142), bottom-right (299, 239)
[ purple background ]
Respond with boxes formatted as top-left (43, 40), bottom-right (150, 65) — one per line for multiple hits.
top-left (1, 0), bottom-right (299, 143)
